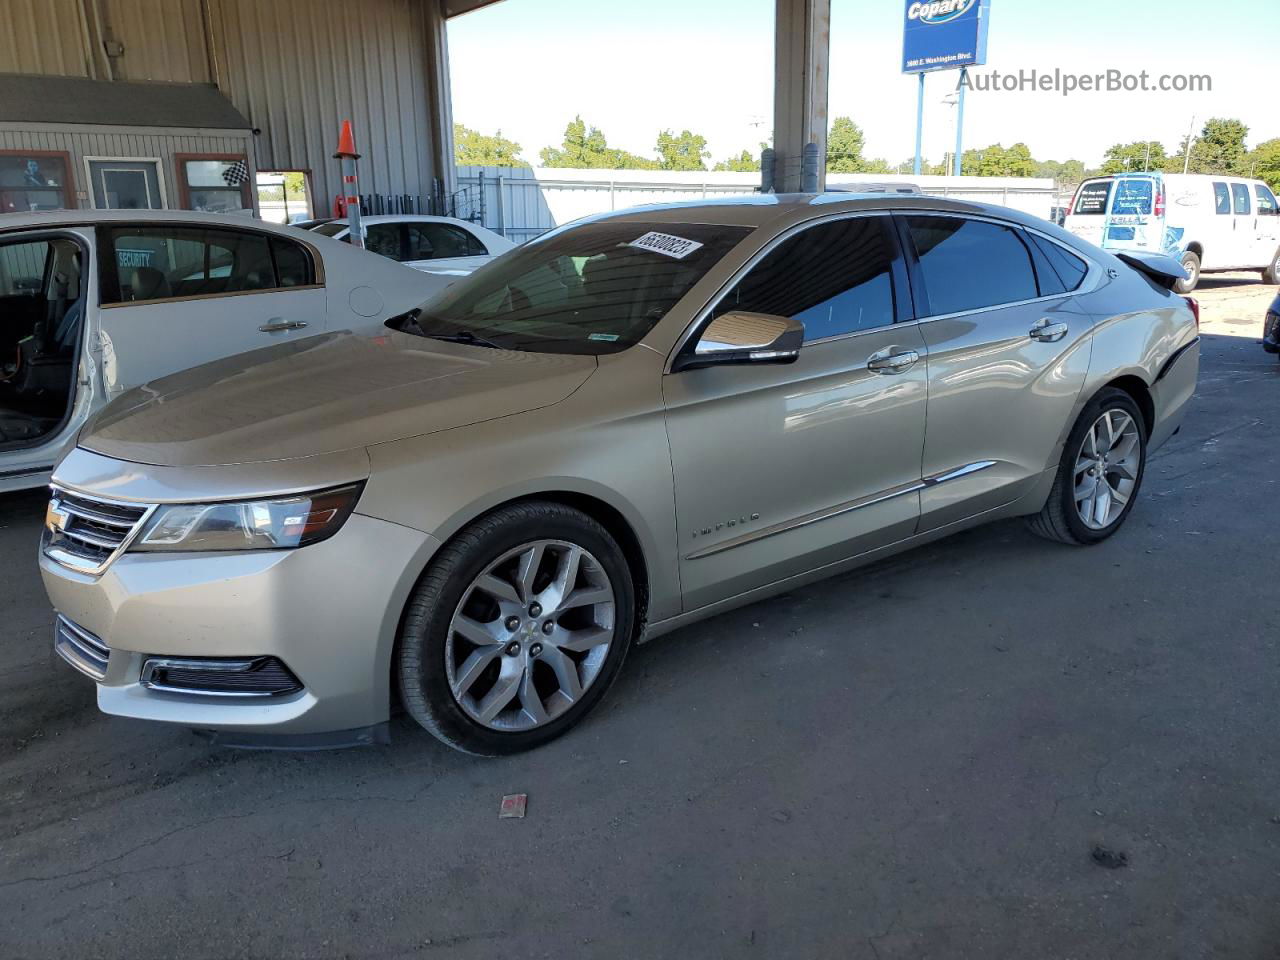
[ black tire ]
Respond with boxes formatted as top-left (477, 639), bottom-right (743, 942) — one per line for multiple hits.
top-left (397, 501), bottom-right (636, 756)
top-left (1027, 387), bottom-right (1148, 546)
top-left (1174, 251), bottom-right (1200, 294)
top-left (1262, 247), bottom-right (1280, 286)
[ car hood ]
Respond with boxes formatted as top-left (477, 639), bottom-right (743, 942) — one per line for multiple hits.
top-left (81, 331), bottom-right (597, 467)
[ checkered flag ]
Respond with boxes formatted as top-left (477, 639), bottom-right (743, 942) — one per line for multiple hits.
top-left (221, 159), bottom-right (249, 186)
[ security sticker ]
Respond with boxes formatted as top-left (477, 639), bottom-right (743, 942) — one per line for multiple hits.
top-left (627, 231), bottom-right (704, 259)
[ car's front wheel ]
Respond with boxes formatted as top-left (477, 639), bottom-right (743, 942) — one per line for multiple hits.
top-left (397, 501), bottom-right (636, 755)
top-left (1028, 388), bottom-right (1148, 545)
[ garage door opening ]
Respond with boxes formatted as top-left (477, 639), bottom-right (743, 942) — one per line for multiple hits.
top-left (257, 171), bottom-right (312, 224)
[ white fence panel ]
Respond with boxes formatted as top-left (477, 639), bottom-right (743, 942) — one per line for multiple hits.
top-left (456, 166), bottom-right (1057, 242)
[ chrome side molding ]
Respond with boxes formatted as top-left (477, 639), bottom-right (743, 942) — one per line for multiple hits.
top-left (684, 460), bottom-right (998, 561)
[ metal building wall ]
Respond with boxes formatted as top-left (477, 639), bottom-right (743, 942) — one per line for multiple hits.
top-left (207, 0), bottom-right (445, 211)
top-left (0, 0), bottom-right (93, 76)
top-left (0, 122), bottom-right (254, 210)
top-left (96, 0), bottom-right (212, 82)
top-left (0, 0), bottom-right (456, 208)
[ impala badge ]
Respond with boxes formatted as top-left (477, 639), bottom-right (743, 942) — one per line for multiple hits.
top-left (692, 513), bottom-right (760, 539)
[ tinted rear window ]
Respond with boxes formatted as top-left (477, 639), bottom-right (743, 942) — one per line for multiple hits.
top-left (1027, 233), bottom-right (1089, 294)
top-left (310, 222), bottom-right (348, 238)
top-left (1111, 178), bottom-right (1154, 216)
top-left (906, 216), bottom-right (1038, 315)
top-left (1073, 180), bottom-right (1112, 215)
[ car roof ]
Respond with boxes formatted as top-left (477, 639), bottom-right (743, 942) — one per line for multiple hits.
top-left (0, 208), bottom-right (313, 236)
top-left (321, 215), bottom-right (487, 228)
top-left (583, 191), bottom-right (1057, 234)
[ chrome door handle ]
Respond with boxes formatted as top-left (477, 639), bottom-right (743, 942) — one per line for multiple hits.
top-left (259, 319), bottom-right (307, 333)
top-left (1029, 318), bottom-right (1069, 343)
top-left (867, 349), bottom-right (920, 374)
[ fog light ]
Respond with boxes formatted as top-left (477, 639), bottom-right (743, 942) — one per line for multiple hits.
top-left (140, 656), bottom-right (302, 698)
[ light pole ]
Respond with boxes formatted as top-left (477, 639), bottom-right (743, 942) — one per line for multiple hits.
top-left (1182, 115), bottom-right (1196, 175)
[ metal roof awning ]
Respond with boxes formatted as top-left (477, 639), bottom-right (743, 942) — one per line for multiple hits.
top-left (0, 74), bottom-right (251, 130)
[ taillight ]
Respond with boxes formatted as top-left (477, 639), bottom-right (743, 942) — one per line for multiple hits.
top-left (1154, 183), bottom-right (1166, 217)
top-left (1066, 192), bottom-right (1075, 216)
top-left (1183, 295), bottom-right (1199, 328)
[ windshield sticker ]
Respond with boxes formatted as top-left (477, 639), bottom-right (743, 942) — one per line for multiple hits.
top-left (588, 333), bottom-right (620, 341)
top-left (627, 231), bottom-right (704, 259)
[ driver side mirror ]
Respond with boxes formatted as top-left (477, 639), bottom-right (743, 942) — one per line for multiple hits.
top-left (674, 312), bottom-right (804, 372)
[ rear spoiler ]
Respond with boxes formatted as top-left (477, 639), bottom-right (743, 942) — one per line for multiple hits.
top-left (1113, 251), bottom-right (1187, 291)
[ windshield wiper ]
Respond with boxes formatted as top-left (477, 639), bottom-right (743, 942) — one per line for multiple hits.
top-left (424, 329), bottom-right (504, 350)
top-left (388, 310), bottom-right (504, 350)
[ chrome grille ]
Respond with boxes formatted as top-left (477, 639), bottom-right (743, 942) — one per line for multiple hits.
top-left (43, 487), bottom-right (154, 575)
top-left (53, 615), bottom-right (111, 681)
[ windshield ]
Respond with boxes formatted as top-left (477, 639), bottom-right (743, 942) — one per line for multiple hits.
top-left (309, 221), bottom-right (347, 238)
top-left (397, 220), bottom-right (753, 355)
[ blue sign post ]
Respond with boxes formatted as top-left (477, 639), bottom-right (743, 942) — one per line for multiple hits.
top-left (903, 0), bottom-right (991, 176)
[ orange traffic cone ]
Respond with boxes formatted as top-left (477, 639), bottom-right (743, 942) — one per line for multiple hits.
top-left (334, 120), bottom-right (360, 159)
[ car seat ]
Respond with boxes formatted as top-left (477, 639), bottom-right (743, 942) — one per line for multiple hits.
top-left (129, 266), bottom-right (172, 301)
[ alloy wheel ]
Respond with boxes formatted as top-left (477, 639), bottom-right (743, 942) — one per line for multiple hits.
top-left (445, 540), bottom-right (615, 731)
top-left (1073, 409), bottom-right (1141, 530)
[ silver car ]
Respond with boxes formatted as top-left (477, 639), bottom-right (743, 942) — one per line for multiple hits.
top-left (39, 194), bottom-right (1200, 755)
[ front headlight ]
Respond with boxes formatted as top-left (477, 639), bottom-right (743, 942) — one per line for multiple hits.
top-left (132, 484), bottom-right (363, 553)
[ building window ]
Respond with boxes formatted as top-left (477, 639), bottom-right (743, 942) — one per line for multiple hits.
top-left (0, 151), bottom-right (75, 213)
top-left (176, 154), bottom-right (253, 215)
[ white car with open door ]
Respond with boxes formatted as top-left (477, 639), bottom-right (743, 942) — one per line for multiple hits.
top-left (0, 209), bottom-right (448, 493)
top-left (302, 215), bottom-right (515, 277)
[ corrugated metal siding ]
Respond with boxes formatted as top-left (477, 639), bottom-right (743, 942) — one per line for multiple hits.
top-left (208, 0), bottom-right (437, 207)
top-left (0, 124), bottom-right (253, 210)
top-left (0, 0), bottom-right (92, 76)
top-left (100, 0), bottom-right (211, 82)
top-left (0, 241), bottom-right (49, 295)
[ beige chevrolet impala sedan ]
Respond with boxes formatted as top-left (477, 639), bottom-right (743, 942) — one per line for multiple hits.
top-left (39, 194), bottom-right (1200, 755)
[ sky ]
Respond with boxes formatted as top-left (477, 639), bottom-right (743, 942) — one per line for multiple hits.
top-left (447, 0), bottom-right (1271, 170)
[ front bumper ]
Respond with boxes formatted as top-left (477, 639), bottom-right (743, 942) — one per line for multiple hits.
top-left (41, 512), bottom-right (439, 738)
top-left (1264, 310), bottom-right (1279, 354)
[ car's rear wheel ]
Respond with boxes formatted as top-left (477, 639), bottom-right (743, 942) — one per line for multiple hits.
top-left (397, 501), bottom-right (636, 756)
top-left (1028, 388), bottom-right (1147, 546)
top-left (1262, 246), bottom-right (1280, 286)
top-left (1174, 251), bottom-right (1200, 294)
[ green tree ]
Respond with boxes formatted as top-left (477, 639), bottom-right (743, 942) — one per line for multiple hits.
top-left (539, 116), bottom-right (656, 169)
top-left (282, 171), bottom-right (308, 199)
top-left (961, 143), bottom-right (1035, 177)
top-left (1033, 158), bottom-right (1087, 185)
top-left (1167, 118), bottom-right (1250, 175)
top-left (714, 149), bottom-right (762, 172)
top-left (1195, 117), bottom-right (1250, 174)
top-left (1099, 141), bottom-right (1168, 175)
top-left (453, 123), bottom-right (528, 167)
top-left (656, 129), bottom-right (710, 171)
top-left (826, 116), bottom-right (867, 173)
top-left (1249, 137), bottom-right (1280, 193)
